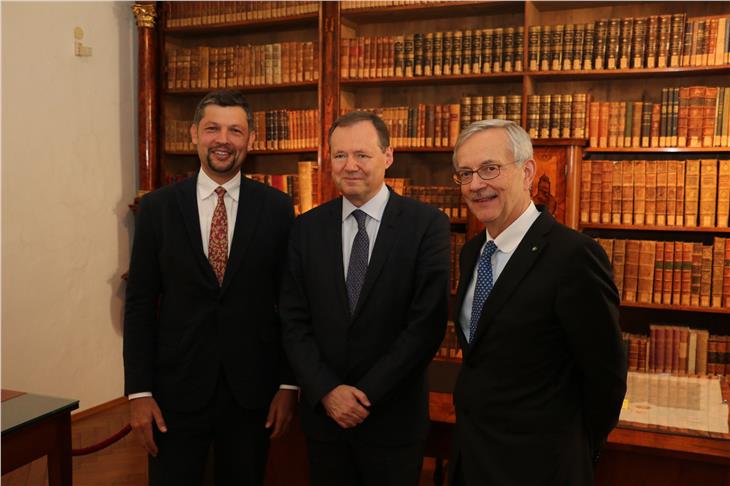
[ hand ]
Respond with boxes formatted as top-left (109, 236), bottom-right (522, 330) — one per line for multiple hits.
top-left (129, 397), bottom-right (167, 457)
top-left (266, 389), bottom-right (298, 439)
top-left (321, 385), bottom-right (371, 429)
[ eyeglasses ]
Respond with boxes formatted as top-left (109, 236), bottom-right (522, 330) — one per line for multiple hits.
top-left (452, 161), bottom-right (517, 185)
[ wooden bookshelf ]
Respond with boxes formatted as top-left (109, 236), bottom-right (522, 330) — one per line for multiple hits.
top-left (133, 2), bottom-right (730, 485)
top-left (165, 82), bottom-right (319, 95)
top-left (528, 64), bottom-right (730, 81)
top-left (621, 302), bottom-right (730, 315)
top-left (165, 149), bottom-right (319, 156)
top-left (164, 12), bottom-right (319, 35)
top-left (341, 1), bottom-right (523, 23)
top-left (585, 147), bottom-right (730, 154)
top-left (581, 223), bottom-right (730, 233)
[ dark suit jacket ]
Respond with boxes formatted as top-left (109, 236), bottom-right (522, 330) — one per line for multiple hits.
top-left (449, 207), bottom-right (627, 486)
top-left (280, 190), bottom-right (450, 446)
top-left (123, 173), bottom-right (295, 413)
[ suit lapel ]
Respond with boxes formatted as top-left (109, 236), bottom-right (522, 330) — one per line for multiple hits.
top-left (327, 198), bottom-right (350, 316)
top-left (351, 191), bottom-right (403, 319)
top-left (469, 210), bottom-right (554, 350)
top-left (221, 176), bottom-right (263, 294)
top-left (455, 232), bottom-right (485, 347)
top-left (175, 174), bottom-right (218, 284)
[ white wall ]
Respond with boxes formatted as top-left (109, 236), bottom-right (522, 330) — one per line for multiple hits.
top-left (2, 1), bottom-right (137, 411)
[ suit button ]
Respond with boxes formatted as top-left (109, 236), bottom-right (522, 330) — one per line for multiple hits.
top-left (463, 407), bottom-right (470, 416)
top-left (466, 361), bottom-right (475, 369)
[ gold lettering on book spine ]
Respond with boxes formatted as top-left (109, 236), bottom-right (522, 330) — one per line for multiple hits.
top-left (132, 3), bottom-right (157, 28)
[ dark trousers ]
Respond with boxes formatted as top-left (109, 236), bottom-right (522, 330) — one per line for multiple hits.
top-left (148, 375), bottom-right (270, 486)
top-left (307, 437), bottom-right (424, 486)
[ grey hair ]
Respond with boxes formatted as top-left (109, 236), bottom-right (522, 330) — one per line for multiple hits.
top-left (452, 119), bottom-right (533, 167)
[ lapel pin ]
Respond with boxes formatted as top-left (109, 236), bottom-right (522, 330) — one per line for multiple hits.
top-left (531, 246), bottom-right (538, 252)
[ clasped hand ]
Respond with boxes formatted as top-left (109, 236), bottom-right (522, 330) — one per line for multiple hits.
top-left (321, 384), bottom-right (371, 429)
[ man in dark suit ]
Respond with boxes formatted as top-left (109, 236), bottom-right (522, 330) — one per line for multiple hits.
top-left (448, 119), bottom-right (627, 485)
top-left (280, 111), bottom-right (450, 486)
top-left (124, 90), bottom-right (297, 486)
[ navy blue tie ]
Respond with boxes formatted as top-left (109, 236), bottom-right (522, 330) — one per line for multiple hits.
top-left (346, 209), bottom-right (369, 313)
top-left (469, 240), bottom-right (498, 343)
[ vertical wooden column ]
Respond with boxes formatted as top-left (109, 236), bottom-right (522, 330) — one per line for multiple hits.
top-left (319, 1), bottom-right (340, 203)
top-left (564, 145), bottom-right (582, 230)
top-left (132, 2), bottom-right (159, 194)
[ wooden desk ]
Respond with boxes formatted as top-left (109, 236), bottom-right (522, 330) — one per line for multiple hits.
top-left (1, 389), bottom-right (79, 485)
top-left (426, 391), bottom-right (730, 486)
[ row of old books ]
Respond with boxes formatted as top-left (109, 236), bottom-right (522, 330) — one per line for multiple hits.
top-left (624, 327), bottom-right (729, 376)
top-left (245, 161), bottom-right (320, 214)
top-left (436, 321), bottom-right (463, 361)
top-left (580, 159), bottom-right (730, 228)
top-left (165, 110), bottom-right (319, 152)
top-left (595, 237), bottom-right (730, 309)
top-left (404, 185), bottom-right (467, 221)
top-left (386, 178), bottom-right (468, 221)
top-left (341, 1), bottom-right (445, 10)
top-left (165, 1), bottom-right (319, 28)
top-left (251, 109), bottom-right (319, 151)
top-left (166, 42), bottom-right (319, 90)
top-left (587, 86), bottom-right (730, 149)
top-left (351, 104), bottom-right (460, 148)
top-left (528, 14), bottom-right (730, 72)
top-left (460, 95), bottom-right (522, 130)
top-left (340, 27), bottom-right (524, 80)
top-left (525, 93), bottom-right (590, 139)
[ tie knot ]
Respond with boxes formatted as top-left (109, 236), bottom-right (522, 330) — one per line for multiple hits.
top-left (215, 186), bottom-right (226, 198)
top-left (352, 209), bottom-right (367, 230)
top-left (483, 240), bottom-right (498, 259)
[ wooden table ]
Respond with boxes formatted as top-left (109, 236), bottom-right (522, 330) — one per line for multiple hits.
top-left (1, 389), bottom-right (79, 485)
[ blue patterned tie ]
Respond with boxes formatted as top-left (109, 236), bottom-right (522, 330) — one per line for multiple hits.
top-left (469, 240), bottom-right (498, 343)
top-left (346, 209), bottom-right (369, 313)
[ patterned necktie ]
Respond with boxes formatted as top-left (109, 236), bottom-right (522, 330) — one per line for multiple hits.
top-left (208, 187), bottom-right (228, 286)
top-left (469, 240), bottom-right (498, 343)
top-left (346, 209), bottom-right (369, 313)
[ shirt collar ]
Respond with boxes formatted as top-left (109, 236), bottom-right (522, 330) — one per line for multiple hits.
top-left (197, 168), bottom-right (241, 202)
top-left (487, 202), bottom-right (540, 254)
top-left (342, 183), bottom-right (390, 223)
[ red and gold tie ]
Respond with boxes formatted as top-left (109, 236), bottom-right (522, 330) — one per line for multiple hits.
top-left (208, 187), bottom-right (228, 285)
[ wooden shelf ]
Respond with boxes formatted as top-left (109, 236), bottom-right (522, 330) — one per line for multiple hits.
top-left (533, 138), bottom-right (588, 146)
top-left (527, 64), bottom-right (730, 81)
top-left (531, 1), bottom-right (652, 12)
top-left (585, 147), bottom-right (730, 154)
top-left (581, 223), bottom-right (730, 234)
top-left (340, 72), bottom-right (522, 88)
top-left (620, 302), bottom-right (730, 315)
top-left (165, 149), bottom-right (318, 156)
top-left (391, 139), bottom-right (586, 152)
top-left (165, 82), bottom-right (318, 95)
top-left (340, 1), bottom-right (523, 24)
top-left (163, 12), bottom-right (319, 35)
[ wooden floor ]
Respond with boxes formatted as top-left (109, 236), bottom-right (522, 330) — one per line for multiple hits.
top-left (2, 399), bottom-right (440, 486)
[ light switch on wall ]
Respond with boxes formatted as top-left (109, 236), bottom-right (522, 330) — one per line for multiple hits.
top-left (74, 26), bottom-right (92, 57)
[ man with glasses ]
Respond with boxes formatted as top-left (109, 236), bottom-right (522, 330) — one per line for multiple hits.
top-left (448, 119), bottom-right (627, 486)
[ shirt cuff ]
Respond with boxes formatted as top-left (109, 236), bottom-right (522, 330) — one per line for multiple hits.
top-left (128, 392), bottom-right (153, 400)
top-left (279, 384), bottom-right (299, 391)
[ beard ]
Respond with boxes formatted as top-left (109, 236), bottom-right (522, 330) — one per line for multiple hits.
top-left (206, 144), bottom-right (244, 174)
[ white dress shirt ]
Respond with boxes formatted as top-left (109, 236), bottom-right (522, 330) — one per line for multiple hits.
top-left (459, 202), bottom-right (540, 342)
top-left (129, 169), bottom-right (296, 400)
top-left (341, 184), bottom-right (390, 278)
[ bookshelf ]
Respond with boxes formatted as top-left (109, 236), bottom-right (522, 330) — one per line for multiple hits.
top-left (132, 2), bottom-right (730, 484)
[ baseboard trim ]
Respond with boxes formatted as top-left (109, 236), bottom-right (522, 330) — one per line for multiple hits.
top-left (72, 396), bottom-right (128, 422)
